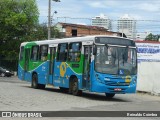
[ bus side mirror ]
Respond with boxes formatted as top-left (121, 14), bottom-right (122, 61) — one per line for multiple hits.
top-left (93, 45), bottom-right (97, 55)
top-left (105, 44), bottom-right (108, 49)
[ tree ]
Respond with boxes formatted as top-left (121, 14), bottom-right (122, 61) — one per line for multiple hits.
top-left (33, 23), bottom-right (61, 40)
top-left (145, 33), bottom-right (160, 41)
top-left (145, 33), bottom-right (153, 41)
top-left (0, 0), bottom-right (39, 60)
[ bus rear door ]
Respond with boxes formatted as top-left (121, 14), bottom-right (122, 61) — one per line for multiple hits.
top-left (82, 41), bottom-right (93, 90)
top-left (24, 48), bottom-right (30, 81)
top-left (48, 44), bottom-right (57, 85)
top-left (48, 47), bottom-right (56, 84)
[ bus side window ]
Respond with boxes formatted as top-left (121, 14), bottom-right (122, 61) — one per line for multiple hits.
top-left (39, 45), bottom-right (48, 61)
top-left (57, 43), bottom-right (68, 61)
top-left (68, 42), bottom-right (81, 62)
top-left (19, 46), bottom-right (24, 61)
top-left (31, 46), bottom-right (39, 61)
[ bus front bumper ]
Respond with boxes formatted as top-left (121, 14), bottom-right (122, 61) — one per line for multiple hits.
top-left (91, 81), bottom-right (136, 94)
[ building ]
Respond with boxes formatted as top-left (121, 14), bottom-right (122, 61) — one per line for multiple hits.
top-left (136, 32), bottom-right (151, 41)
top-left (92, 14), bottom-right (112, 30)
top-left (55, 22), bottom-right (123, 38)
top-left (117, 14), bottom-right (136, 39)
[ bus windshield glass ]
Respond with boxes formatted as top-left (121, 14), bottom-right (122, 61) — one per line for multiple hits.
top-left (95, 45), bottom-right (137, 75)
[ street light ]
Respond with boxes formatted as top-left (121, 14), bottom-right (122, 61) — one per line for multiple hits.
top-left (51, 11), bottom-right (57, 24)
top-left (48, 0), bottom-right (60, 40)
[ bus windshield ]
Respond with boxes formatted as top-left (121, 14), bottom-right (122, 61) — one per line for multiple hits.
top-left (95, 45), bottom-right (137, 75)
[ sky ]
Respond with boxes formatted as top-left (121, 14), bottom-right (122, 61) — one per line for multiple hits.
top-left (37, 0), bottom-right (160, 34)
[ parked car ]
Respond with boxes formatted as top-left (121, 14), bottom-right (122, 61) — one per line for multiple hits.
top-left (0, 67), bottom-right (14, 77)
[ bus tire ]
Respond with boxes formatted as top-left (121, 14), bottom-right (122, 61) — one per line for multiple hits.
top-left (71, 77), bottom-right (82, 96)
top-left (105, 93), bottom-right (115, 98)
top-left (31, 74), bottom-right (45, 89)
top-left (32, 74), bottom-right (38, 89)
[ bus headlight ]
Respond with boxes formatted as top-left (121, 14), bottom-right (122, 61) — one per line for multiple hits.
top-left (133, 80), bottom-right (137, 84)
top-left (132, 76), bottom-right (137, 85)
top-left (95, 74), bottom-right (101, 82)
top-left (104, 77), bottom-right (110, 81)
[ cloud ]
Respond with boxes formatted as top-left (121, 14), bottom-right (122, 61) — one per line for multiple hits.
top-left (37, 0), bottom-right (160, 34)
top-left (85, 0), bottom-right (119, 8)
top-left (138, 3), bottom-right (160, 12)
top-left (88, 1), bottom-right (107, 8)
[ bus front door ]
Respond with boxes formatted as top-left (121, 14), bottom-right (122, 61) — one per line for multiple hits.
top-left (82, 46), bottom-right (92, 90)
top-left (24, 48), bottom-right (30, 80)
top-left (48, 47), bottom-right (56, 84)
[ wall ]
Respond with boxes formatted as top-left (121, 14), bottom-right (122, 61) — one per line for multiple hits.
top-left (64, 26), bottom-right (115, 37)
top-left (137, 62), bottom-right (160, 95)
top-left (55, 23), bottom-right (120, 37)
top-left (136, 41), bottom-right (160, 95)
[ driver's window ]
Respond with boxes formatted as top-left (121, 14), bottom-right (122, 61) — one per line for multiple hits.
top-left (96, 46), bottom-right (103, 63)
top-left (96, 46), bottom-right (110, 64)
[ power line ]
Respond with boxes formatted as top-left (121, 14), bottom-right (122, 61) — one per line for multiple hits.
top-left (39, 16), bottom-right (160, 34)
top-left (55, 17), bottom-right (160, 22)
top-left (38, 14), bottom-right (153, 21)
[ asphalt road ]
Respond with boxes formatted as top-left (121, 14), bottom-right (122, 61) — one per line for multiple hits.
top-left (0, 76), bottom-right (160, 120)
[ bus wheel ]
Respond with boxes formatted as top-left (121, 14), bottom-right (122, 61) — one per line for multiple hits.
top-left (32, 74), bottom-right (38, 89)
top-left (31, 74), bottom-right (45, 89)
top-left (105, 93), bottom-right (115, 98)
top-left (71, 77), bottom-right (82, 96)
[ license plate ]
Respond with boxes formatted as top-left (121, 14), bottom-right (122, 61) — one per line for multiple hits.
top-left (114, 88), bottom-right (122, 91)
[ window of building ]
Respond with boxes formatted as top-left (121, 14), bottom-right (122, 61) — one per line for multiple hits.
top-left (68, 42), bottom-right (81, 62)
top-left (57, 43), bottom-right (68, 61)
top-left (31, 46), bottom-right (39, 61)
top-left (39, 45), bottom-right (48, 61)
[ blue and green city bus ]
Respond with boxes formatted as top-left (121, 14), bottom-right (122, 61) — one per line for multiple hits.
top-left (18, 35), bottom-right (137, 98)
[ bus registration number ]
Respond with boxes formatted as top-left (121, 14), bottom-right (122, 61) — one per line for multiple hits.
top-left (114, 88), bottom-right (122, 91)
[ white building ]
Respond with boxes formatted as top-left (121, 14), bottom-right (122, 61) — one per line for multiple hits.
top-left (117, 14), bottom-right (136, 39)
top-left (92, 14), bottom-right (112, 30)
top-left (136, 32), bottom-right (151, 41)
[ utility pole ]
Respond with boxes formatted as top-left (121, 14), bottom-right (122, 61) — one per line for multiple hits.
top-left (48, 0), bottom-right (51, 40)
top-left (48, 0), bottom-right (60, 40)
top-left (122, 22), bottom-right (124, 38)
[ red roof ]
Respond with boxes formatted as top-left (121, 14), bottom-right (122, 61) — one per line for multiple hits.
top-left (58, 22), bottom-right (109, 31)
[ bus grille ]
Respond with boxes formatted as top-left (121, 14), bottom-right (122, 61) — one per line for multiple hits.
top-left (104, 81), bottom-right (130, 86)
